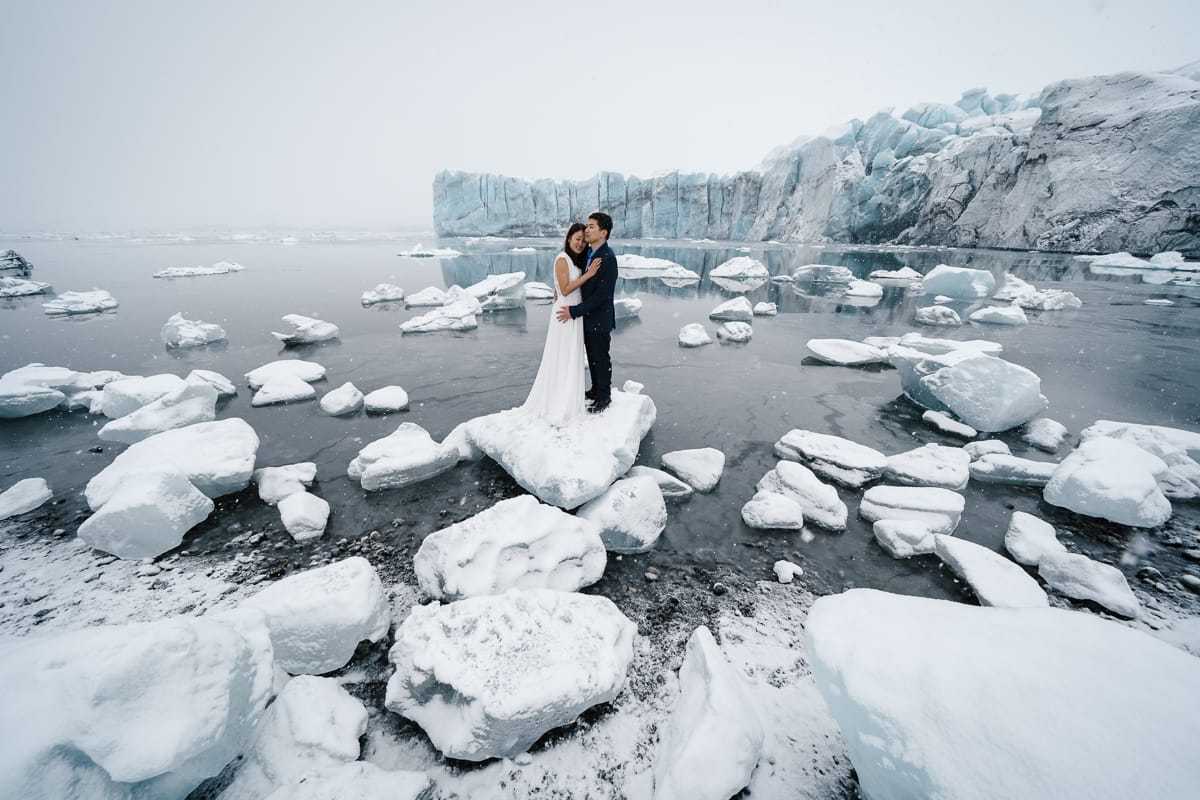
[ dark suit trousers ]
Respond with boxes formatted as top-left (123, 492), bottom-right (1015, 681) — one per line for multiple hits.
top-left (584, 328), bottom-right (612, 401)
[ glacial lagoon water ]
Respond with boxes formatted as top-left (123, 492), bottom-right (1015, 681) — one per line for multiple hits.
top-left (2, 233), bottom-right (1199, 617)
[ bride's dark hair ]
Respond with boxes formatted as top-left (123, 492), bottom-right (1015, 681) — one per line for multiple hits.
top-left (562, 222), bottom-right (587, 269)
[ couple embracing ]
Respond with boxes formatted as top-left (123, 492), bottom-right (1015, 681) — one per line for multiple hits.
top-left (522, 212), bottom-right (618, 425)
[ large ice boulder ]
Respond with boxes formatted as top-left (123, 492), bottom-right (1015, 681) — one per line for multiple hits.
top-left (100, 373), bottom-right (187, 419)
top-left (244, 359), bottom-right (326, 389)
top-left (457, 390), bottom-right (656, 508)
top-left (884, 443), bottom-right (970, 490)
top-left (97, 376), bottom-right (218, 444)
top-left (859, 485), bottom-right (964, 534)
top-left (661, 447), bottom-right (725, 492)
top-left (0, 613), bottom-right (273, 800)
top-left (161, 312), bottom-right (227, 348)
top-left (920, 353), bottom-right (1048, 433)
top-left (0, 477), bottom-right (53, 520)
top-left (773, 429), bottom-right (887, 487)
top-left (756, 460), bottom-right (847, 530)
top-left (218, 676), bottom-right (367, 800)
top-left (872, 519), bottom-right (936, 559)
top-left (277, 491), bottom-right (330, 542)
top-left (920, 264), bottom-right (996, 298)
top-left (253, 462), bottom-right (317, 505)
top-left (968, 303), bottom-right (1028, 325)
top-left (740, 491), bottom-right (805, 530)
top-left (43, 288), bottom-right (119, 315)
top-left (400, 298), bottom-right (479, 333)
top-left (385, 588), bottom-right (636, 761)
top-left (808, 589), bottom-right (1200, 800)
top-left (934, 535), bottom-right (1048, 608)
top-left (578, 475), bottom-right (667, 553)
top-left (78, 468), bottom-right (215, 559)
top-left (0, 381), bottom-right (65, 418)
top-left (466, 271), bottom-right (526, 310)
top-left (241, 557), bottom-right (389, 675)
top-left (363, 385), bottom-right (409, 413)
top-left (272, 314), bottom-right (340, 345)
top-left (347, 422), bottom-right (460, 491)
top-left (1043, 438), bottom-right (1172, 528)
top-left (262, 763), bottom-right (432, 800)
top-left (1003, 511), bottom-right (1066, 567)
top-left (318, 382), bottom-right (363, 416)
top-left (85, 418), bottom-right (259, 509)
top-left (710, 256), bottom-right (768, 280)
top-left (653, 626), bottom-right (765, 800)
top-left (1079, 420), bottom-right (1200, 500)
top-left (678, 323), bottom-right (713, 347)
top-left (1038, 552), bottom-right (1140, 618)
top-left (361, 283), bottom-right (405, 305)
top-left (708, 296), bottom-right (753, 322)
top-left (414, 494), bottom-right (606, 600)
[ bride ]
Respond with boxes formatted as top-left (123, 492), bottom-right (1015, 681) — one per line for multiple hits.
top-left (522, 222), bottom-right (601, 425)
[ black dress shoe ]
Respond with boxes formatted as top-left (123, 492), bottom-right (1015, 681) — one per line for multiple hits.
top-left (587, 399), bottom-right (611, 414)
top-left (585, 389), bottom-right (597, 401)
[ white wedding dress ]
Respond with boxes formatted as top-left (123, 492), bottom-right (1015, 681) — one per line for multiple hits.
top-left (521, 252), bottom-right (587, 425)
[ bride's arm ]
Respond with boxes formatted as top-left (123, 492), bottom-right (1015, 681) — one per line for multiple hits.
top-left (556, 256), bottom-right (601, 296)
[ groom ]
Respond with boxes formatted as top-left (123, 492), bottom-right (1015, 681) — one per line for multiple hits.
top-left (556, 211), bottom-right (617, 413)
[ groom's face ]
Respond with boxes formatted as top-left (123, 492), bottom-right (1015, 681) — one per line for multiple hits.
top-left (584, 219), bottom-right (604, 245)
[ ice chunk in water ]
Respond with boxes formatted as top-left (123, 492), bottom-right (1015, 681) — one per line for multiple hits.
top-left (361, 283), bottom-right (405, 305)
top-left (920, 353), bottom-right (1048, 432)
top-left (678, 323), bottom-right (713, 347)
top-left (920, 264), bottom-right (996, 298)
top-left (161, 312), bottom-right (227, 348)
top-left (774, 430), bottom-right (887, 488)
top-left (253, 462), bottom-right (317, 505)
top-left (42, 288), bottom-right (119, 315)
top-left (934, 535), bottom-right (1048, 608)
top-left (740, 491), bottom-right (805, 530)
top-left (661, 447), bottom-right (725, 492)
top-left (318, 382), bottom-right (363, 416)
top-left (1003, 511), bottom-right (1066, 566)
top-left (578, 475), bottom-right (667, 553)
top-left (277, 492), bottom-right (330, 541)
top-left (806, 339), bottom-right (887, 366)
top-left (872, 519), bottom-right (936, 558)
top-left (245, 359), bottom-right (325, 389)
top-left (969, 453), bottom-right (1057, 486)
top-left (1023, 417), bottom-right (1069, 452)
top-left (78, 469), bottom-right (214, 559)
top-left (968, 304), bottom-right (1028, 325)
top-left (101, 373), bottom-right (187, 419)
top-left (0, 478), bottom-right (52, 520)
top-left (98, 376), bottom-right (218, 443)
top-left (347, 422), bottom-right (459, 491)
top-left (708, 296), bottom-right (753, 322)
top-left (756, 460), bottom-right (847, 530)
top-left (1043, 438), bottom-right (1171, 528)
top-left (716, 321), bottom-right (752, 342)
top-left (252, 374), bottom-right (318, 406)
top-left (1038, 552), bottom-right (1140, 618)
top-left (363, 385), bottom-right (409, 413)
top-left (272, 314), bottom-right (340, 345)
top-left (627, 465), bottom-right (694, 500)
top-left (859, 485), bottom-right (964, 534)
top-left (915, 305), bottom-right (962, 326)
top-left (884, 443), bottom-right (971, 490)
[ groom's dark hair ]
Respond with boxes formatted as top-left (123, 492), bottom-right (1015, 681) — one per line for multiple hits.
top-left (588, 211), bottom-right (613, 239)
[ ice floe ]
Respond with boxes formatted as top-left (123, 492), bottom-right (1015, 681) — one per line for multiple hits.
top-left (1043, 437), bottom-right (1172, 527)
top-left (277, 491), bottom-right (330, 541)
top-left (384, 588), bottom-right (636, 761)
top-left (868, 266), bottom-right (922, 284)
top-left (653, 626), bottom-right (765, 800)
top-left (100, 373), bottom-right (186, 418)
top-left (774, 430), bottom-right (887, 487)
top-left (968, 303), bottom-right (1028, 325)
top-left (152, 260), bottom-right (244, 278)
top-left (252, 374), bottom-right (317, 406)
top-left (0, 381), bottom-right (66, 418)
top-left (361, 283), bottom-right (405, 305)
top-left (400, 298), bottom-right (479, 333)
top-left (0, 478), bottom-right (52, 521)
top-left (319, 382), bottom-right (363, 416)
top-left (78, 468), bottom-right (214, 559)
top-left (806, 339), bottom-right (886, 366)
top-left (161, 312), bottom-right (227, 348)
top-left (1038, 552), bottom-right (1140, 618)
top-left (884, 443), bottom-right (971, 490)
top-left (756, 461), bottom-right (848, 530)
top-left (578, 475), bottom-right (667, 553)
top-left (716, 321), bottom-right (753, 342)
top-left (414, 494), bottom-right (606, 600)
top-left (807, 588), bottom-right (1200, 800)
top-left (920, 352), bottom-right (1048, 432)
top-left (524, 281), bottom-right (555, 300)
top-left (0, 276), bottom-right (52, 297)
top-left (627, 465), bottom-right (694, 500)
top-left (915, 305), bottom-right (962, 326)
top-left (1080, 419), bottom-right (1200, 500)
top-left (710, 256), bottom-right (768, 280)
top-left (741, 491), bottom-right (805, 530)
top-left (404, 286), bottom-right (449, 306)
top-left (964, 439), bottom-right (1009, 459)
top-left (678, 323), bottom-right (713, 347)
top-left (241, 557), bottom-right (389, 674)
top-left (969, 453), bottom-right (1057, 486)
top-left (859, 485), bottom-right (964, 534)
top-left (792, 264), bottom-right (853, 283)
top-left (708, 296), bottom-right (753, 322)
top-left (272, 314), bottom-right (340, 345)
top-left (845, 278), bottom-right (883, 298)
top-left (934, 534), bottom-right (1048, 608)
top-left (400, 244), bottom-right (463, 258)
top-left (456, 390), bottom-right (656, 508)
top-left (1003, 511), bottom-right (1066, 567)
top-left (98, 375), bottom-right (218, 443)
top-left (752, 301), bottom-right (777, 316)
top-left (922, 409), bottom-right (977, 438)
top-left (253, 462), bottom-right (317, 505)
top-left (348, 422), bottom-right (459, 492)
top-left (661, 447), bottom-right (725, 492)
top-left (245, 359), bottom-right (326, 388)
top-left (1023, 417), bottom-right (1068, 452)
top-left (467, 271), bottom-right (526, 310)
top-left (42, 288), bottom-right (119, 315)
top-left (364, 385), bottom-right (409, 413)
top-left (872, 519), bottom-right (936, 558)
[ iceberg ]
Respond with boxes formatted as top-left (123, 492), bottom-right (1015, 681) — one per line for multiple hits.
top-left (859, 485), bottom-right (964, 534)
top-left (920, 353), bottom-right (1048, 432)
top-left (404, 286), bottom-right (449, 306)
top-left (161, 312), bottom-right (227, 348)
top-left (678, 323), bottom-right (713, 347)
top-left (253, 462), bottom-right (317, 505)
top-left (793, 264), bottom-right (853, 283)
top-left (363, 385), bottom-right (409, 413)
top-left (42, 288), bottom-right (119, 315)
top-left (347, 422), bottom-right (459, 491)
top-left (740, 491), bottom-right (805, 530)
top-left (920, 264), bottom-right (996, 298)
top-left (252, 374), bottom-right (317, 406)
top-left (277, 491), bottom-right (330, 541)
top-left (716, 321), bottom-right (752, 342)
top-left (774, 429), bottom-right (887, 487)
top-left (1003, 511), bottom-right (1066, 567)
top-left (661, 447), bottom-right (725, 492)
top-left (361, 283), bottom-right (405, 305)
top-left (934, 534), bottom-right (1049, 608)
top-left (969, 453), bottom-right (1057, 486)
top-left (1023, 417), bottom-right (1068, 452)
top-left (245, 359), bottom-right (326, 388)
top-left (384, 588), bottom-right (636, 761)
top-left (872, 519), bottom-right (936, 558)
top-left (968, 303), bottom-right (1028, 325)
top-left (577, 474), bottom-right (667, 553)
top-left (1079, 420), bottom-right (1200, 500)
top-left (914, 305), bottom-right (962, 326)
top-left (806, 589), bottom-right (1200, 800)
top-left (1043, 437), bottom-right (1172, 528)
top-left (752, 301), bottom-right (777, 316)
top-left (756, 460), bottom-right (847, 530)
top-left (0, 382), bottom-right (65, 418)
top-left (868, 266), bottom-right (922, 283)
top-left (100, 373), bottom-right (187, 418)
top-left (272, 314), bottom-right (340, 345)
top-left (78, 468), bottom-right (215, 559)
top-left (97, 376), bottom-right (218, 443)
top-left (466, 271), bottom-right (526, 310)
top-left (710, 256), bottom-right (768, 279)
top-left (805, 339), bottom-right (887, 366)
top-left (0, 477), bottom-right (52, 521)
top-left (153, 260), bottom-right (244, 278)
top-left (400, 298), bottom-right (478, 332)
top-left (708, 296), bottom-right (753, 322)
top-left (845, 278), bottom-right (883, 298)
top-left (1037, 552), bottom-right (1140, 618)
top-left (884, 443), bottom-right (971, 490)
top-left (0, 276), bottom-right (52, 297)
top-left (318, 381), bottom-right (364, 416)
top-left (414, 494), bottom-right (606, 600)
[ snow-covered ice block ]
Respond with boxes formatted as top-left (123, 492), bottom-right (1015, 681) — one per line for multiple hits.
top-left (524, 281), bottom-right (555, 300)
top-left (78, 469), bottom-right (214, 559)
top-left (921, 353), bottom-right (1048, 433)
top-left (1004, 511), bottom-right (1065, 567)
top-left (1080, 420), bottom-right (1200, 500)
top-left (614, 296), bottom-right (643, 319)
top-left (716, 321), bottom-right (752, 342)
top-left (708, 296), bottom-right (753, 322)
top-left (318, 382), bottom-right (363, 416)
top-left (347, 422), bottom-right (459, 492)
top-left (0, 613), bottom-right (272, 800)
top-left (1038, 552), bottom-right (1140, 618)
top-left (0, 275), bottom-right (52, 297)
top-left (653, 626), bottom-right (765, 800)
top-left (859, 485), bottom-right (964, 534)
top-left (578, 475), bottom-right (667, 554)
top-left (363, 385), bottom-right (409, 413)
top-left (98, 376), bottom-right (218, 444)
top-left (884, 443), bottom-right (970, 490)
top-left (245, 359), bottom-right (326, 389)
top-left (845, 279), bottom-right (883, 298)
top-left (0, 477), bottom-right (52, 521)
top-left (805, 339), bottom-right (886, 366)
top-left (661, 447), bottom-right (724, 492)
top-left (272, 314), bottom-right (340, 345)
top-left (385, 588), bottom-right (635, 761)
top-left (1017, 288), bottom-right (1082, 311)
top-left (869, 266), bottom-right (922, 283)
top-left (678, 323), bottom-right (713, 347)
top-left (219, 676), bottom-right (367, 800)
top-left (262, 763), bottom-right (432, 800)
top-left (920, 264), bottom-right (996, 298)
top-left (241, 556), bottom-right (388, 675)
top-left (414, 494), bottom-right (606, 600)
top-left (774, 429), bottom-right (887, 488)
top-left (873, 519), bottom-right (936, 558)
top-left (711, 274), bottom-right (765, 294)
top-left (400, 299), bottom-right (478, 333)
top-left (741, 491), bottom-right (805, 530)
top-left (992, 273), bottom-right (1036, 302)
top-left (404, 286), bottom-right (449, 307)
top-left (85, 418), bottom-right (260, 509)
top-left (773, 560), bottom-right (803, 583)
top-left (1043, 438), bottom-right (1171, 528)
top-left (711, 256), bottom-right (768, 280)
top-left (969, 303), bottom-right (1028, 325)
top-left (153, 260), bottom-right (244, 279)
top-left (753, 301), bottom-right (777, 316)
top-left (756, 460), bottom-right (847, 530)
top-left (622, 379), bottom-right (644, 395)
top-left (189, 369), bottom-right (236, 398)
top-left (627, 465), bottom-right (693, 500)
top-left (964, 439), bottom-right (1010, 459)
top-left (934, 535), bottom-right (1048, 608)
top-left (43, 288), bottom-right (119, 315)
top-left (161, 312), bottom-right (227, 348)
top-left (252, 373), bottom-right (318, 406)
top-left (277, 492), bottom-right (329, 542)
top-left (894, 332), bottom-right (1003, 356)
top-left (253, 462), bottom-right (317, 505)
top-left (806, 589), bottom-right (1200, 800)
top-left (457, 391), bottom-right (656, 508)
top-left (1023, 417), bottom-right (1068, 452)
top-left (466, 271), bottom-right (526, 310)
top-left (922, 409), bottom-right (976, 438)
top-left (968, 453), bottom-right (1057, 486)
top-left (915, 305), bottom-right (962, 326)
top-left (0, 382), bottom-right (65, 418)
top-left (792, 264), bottom-right (853, 283)
top-left (101, 373), bottom-right (187, 419)
top-left (361, 283), bottom-right (405, 305)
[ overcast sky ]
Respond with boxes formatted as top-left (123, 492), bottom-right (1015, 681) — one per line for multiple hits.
top-left (2, 0), bottom-right (1196, 232)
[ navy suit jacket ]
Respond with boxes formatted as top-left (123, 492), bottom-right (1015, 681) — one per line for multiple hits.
top-left (569, 241), bottom-right (618, 333)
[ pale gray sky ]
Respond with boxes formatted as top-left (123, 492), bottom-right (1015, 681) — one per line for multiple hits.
top-left (1, 0), bottom-right (1196, 231)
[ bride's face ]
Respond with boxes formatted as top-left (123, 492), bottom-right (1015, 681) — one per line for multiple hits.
top-left (568, 230), bottom-right (584, 253)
